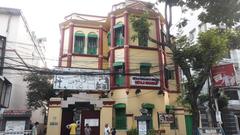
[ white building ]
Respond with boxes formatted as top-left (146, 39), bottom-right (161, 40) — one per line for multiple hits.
top-left (0, 7), bottom-right (46, 125)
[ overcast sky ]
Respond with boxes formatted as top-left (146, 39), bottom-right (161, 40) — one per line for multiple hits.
top-left (0, 0), bottom-right (182, 68)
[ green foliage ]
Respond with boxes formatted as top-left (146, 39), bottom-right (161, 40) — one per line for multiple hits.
top-left (127, 128), bottom-right (138, 135)
top-left (218, 95), bottom-right (229, 111)
top-left (147, 129), bottom-right (155, 135)
top-left (23, 73), bottom-right (56, 110)
top-left (130, 12), bottom-right (151, 43)
top-left (198, 94), bottom-right (209, 105)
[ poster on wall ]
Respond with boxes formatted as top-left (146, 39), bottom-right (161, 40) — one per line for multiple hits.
top-left (158, 113), bottom-right (174, 124)
top-left (138, 121), bottom-right (147, 135)
top-left (130, 76), bottom-right (160, 87)
top-left (5, 120), bottom-right (25, 135)
top-left (211, 64), bottom-right (237, 87)
top-left (84, 119), bottom-right (99, 127)
top-left (53, 68), bottom-right (110, 91)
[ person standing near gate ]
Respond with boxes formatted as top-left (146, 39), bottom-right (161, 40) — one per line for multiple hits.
top-left (32, 122), bottom-right (39, 135)
top-left (66, 121), bottom-right (78, 135)
top-left (104, 124), bottom-right (111, 135)
top-left (84, 123), bottom-right (91, 135)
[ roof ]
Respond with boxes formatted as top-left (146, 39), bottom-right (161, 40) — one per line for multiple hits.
top-left (3, 109), bottom-right (31, 118)
top-left (0, 7), bottom-right (21, 16)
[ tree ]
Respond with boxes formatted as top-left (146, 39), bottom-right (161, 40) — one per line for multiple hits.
top-left (24, 73), bottom-right (56, 110)
top-left (130, 10), bottom-right (240, 135)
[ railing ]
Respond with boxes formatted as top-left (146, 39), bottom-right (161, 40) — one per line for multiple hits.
top-left (0, 130), bottom-right (32, 135)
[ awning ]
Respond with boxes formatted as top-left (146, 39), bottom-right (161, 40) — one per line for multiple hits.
top-left (114, 23), bottom-right (124, 29)
top-left (142, 103), bottom-right (155, 109)
top-left (75, 32), bottom-right (85, 37)
top-left (113, 62), bottom-right (124, 67)
top-left (114, 103), bottom-right (126, 109)
top-left (88, 33), bottom-right (98, 38)
top-left (140, 63), bottom-right (152, 67)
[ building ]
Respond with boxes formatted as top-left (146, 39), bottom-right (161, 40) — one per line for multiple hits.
top-left (47, 1), bottom-right (189, 135)
top-left (0, 7), bottom-right (46, 131)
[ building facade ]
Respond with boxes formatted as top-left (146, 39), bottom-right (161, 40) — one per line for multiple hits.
top-left (0, 7), bottom-right (46, 130)
top-left (47, 1), bottom-right (189, 135)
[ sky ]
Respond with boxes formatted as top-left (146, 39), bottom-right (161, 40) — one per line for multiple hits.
top-left (0, 0), bottom-right (182, 68)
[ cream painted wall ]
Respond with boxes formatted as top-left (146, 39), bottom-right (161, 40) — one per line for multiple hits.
top-left (116, 17), bottom-right (124, 25)
top-left (129, 49), bottom-right (159, 73)
top-left (115, 48), bottom-right (124, 62)
top-left (63, 28), bottom-right (69, 54)
top-left (71, 56), bottom-right (98, 68)
top-left (73, 27), bottom-right (99, 54)
top-left (100, 106), bottom-right (113, 135)
top-left (128, 18), bottom-right (157, 48)
top-left (61, 57), bottom-right (68, 67)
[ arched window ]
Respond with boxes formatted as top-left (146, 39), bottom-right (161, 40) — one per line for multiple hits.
top-left (74, 31), bottom-right (85, 54)
top-left (87, 32), bottom-right (98, 55)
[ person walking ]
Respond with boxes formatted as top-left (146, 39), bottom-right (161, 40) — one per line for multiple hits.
top-left (31, 122), bottom-right (39, 135)
top-left (111, 128), bottom-right (116, 135)
top-left (84, 123), bottom-right (91, 135)
top-left (104, 124), bottom-right (110, 135)
top-left (66, 121), bottom-right (78, 135)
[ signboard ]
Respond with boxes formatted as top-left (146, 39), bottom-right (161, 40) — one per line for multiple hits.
top-left (53, 68), bottom-right (109, 91)
top-left (211, 64), bottom-right (237, 87)
top-left (138, 121), bottom-right (147, 135)
top-left (5, 121), bottom-right (25, 135)
top-left (198, 127), bottom-right (223, 135)
top-left (130, 76), bottom-right (160, 87)
top-left (84, 119), bottom-right (99, 127)
top-left (158, 113), bottom-right (174, 124)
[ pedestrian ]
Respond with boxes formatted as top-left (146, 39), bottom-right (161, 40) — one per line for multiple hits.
top-left (84, 123), bottom-right (91, 135)
top-left (66, 121), bottom-right (78, 135)
top-left (104, 124), bottom-right (111, 135)
top-left (31, 122), bottom-right (39, 135)
top-left (111, 128), bottom-right (116, 135)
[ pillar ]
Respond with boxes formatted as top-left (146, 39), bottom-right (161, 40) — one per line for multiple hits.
top-left (67, 23), bottom-right (74, 67)
top-left (58, 26), bottom-right (65, 67)
top-left (46, 98), bottom-right (62, 135)
top-left (110, 15), bottom-right (116, 88)
top-left (100, 101), bottom-right (115, 135)
top-left (98, 26), bottom-right (104, 69)
top-left (124, 11), bottom-right (130, 88)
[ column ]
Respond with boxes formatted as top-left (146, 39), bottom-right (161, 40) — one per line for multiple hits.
top-left (100, 101), bottom-right (115, 135)
top-left (98, 26), bottom-right (104, 69)
top-left (110, 15), bottom-right (116, 88)
top-left (124, 11), bottom-right (130, 88)
top-left (58, 26), bottom-right (65, 67)
top-left (67, 23), bottom-right (74, 67)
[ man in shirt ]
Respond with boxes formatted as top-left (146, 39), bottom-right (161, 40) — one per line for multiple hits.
top-left (84, 123), bottom-right (91, 135)
top-left (104, 124), bottom-right (110, 135)
top-left (66, 121), bottom-right (78, 135)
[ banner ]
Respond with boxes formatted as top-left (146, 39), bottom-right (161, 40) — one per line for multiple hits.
top-left (158, 113), bottom-right (174, 124)
top-left (53, 68), bottom-right (110, 91)
top-left (130, 76), bottom-right (160, 87)
top-left (211, 64), bottom-right (237, 87)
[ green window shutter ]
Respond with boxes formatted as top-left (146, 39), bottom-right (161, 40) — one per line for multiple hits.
top-left (115, 108), bottom-right (126, 129)
top-left (142, 103), bottom-right (154, 129)
top-left (114, 103), bottom-right (126, 109)
top-left (107, 32), bottom-right (111, 46)
top-left (87, 37), bottom-right (97, 55)
top-left (114, 62), bottom-right (125, 86)
top-left (140, 63), bottom-right (151, 76)
top-left (74, 36), bottom-right (85, 54)
top-left (114, 24), bottom-right (124, 46)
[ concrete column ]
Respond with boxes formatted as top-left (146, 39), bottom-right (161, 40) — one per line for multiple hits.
top-left (100, 101), bottom-right (115, 135)
top-left (46, 98), bottom-right (62, 135)
top-left (110, 15), bottom-right (116, 88)
top-left (124, 11), bottom-right (130, 88)
top-left (67, 23), bottom-right (74, 67)
top-left (58, 26), bottom-right (65, 67)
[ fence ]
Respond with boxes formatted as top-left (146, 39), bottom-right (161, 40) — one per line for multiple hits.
top-left (0, 130), bottom-right (32, 135)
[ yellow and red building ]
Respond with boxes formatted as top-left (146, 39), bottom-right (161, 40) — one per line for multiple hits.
top-left (47, 1), bottom-right (190, 135)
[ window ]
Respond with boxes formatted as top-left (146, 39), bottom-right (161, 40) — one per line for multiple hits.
top-left (224, 90), bottom-right (239, 100)
top-left (114, 103), bottom-right (126, 129)
top-left (189, 28), bottom-right (196, 41)
top-left (114, 62), bottom-right (125, 86)
top-left (114, 23), bottom-right (124, 46)
top-left (140, 63), bottom-right (151, 76)
top-left (87, 33), bottom-right (98, 55)
top-left (142, 103), bottom-right (154, 129)
top-left (165, 68), bottom-right (175, 80)
top-left (138, 31), bottom-right (148, 47)
top-left (107, 32), bottom-right (111, 46)
top-left (74, 32), bottom-right (85, 54)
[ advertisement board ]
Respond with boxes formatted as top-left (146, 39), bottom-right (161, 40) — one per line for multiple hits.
top-left (130, 76), bottom-right (160, 87)
top-left (211, 64), bottom-right (237, 87)
top-left (53, 68), bottom-right (109, 91)
top-left (158, 113), bottom-right (174, 124)
top-left (5, 121), bottom-right (25, 135)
